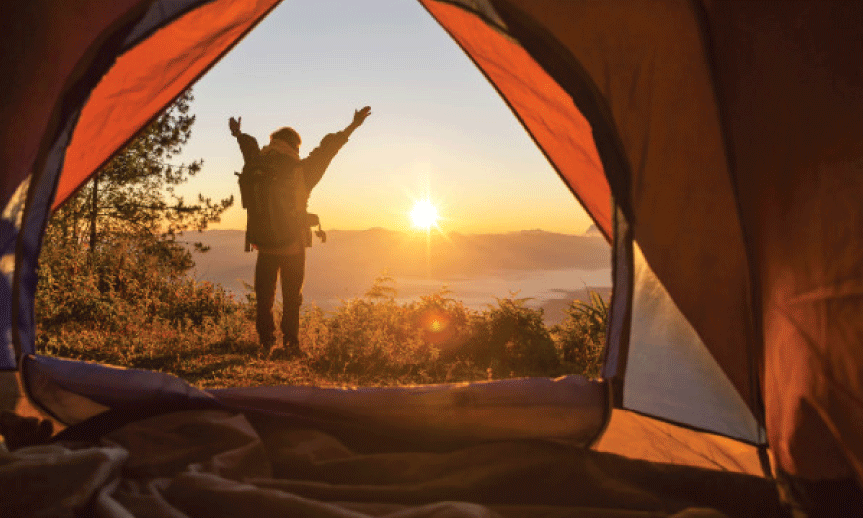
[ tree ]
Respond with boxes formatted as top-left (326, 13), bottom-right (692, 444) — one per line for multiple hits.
top-left (37, 89), bottom-right (233, 333)
top-left (49, 89), bottom-right (232, 254)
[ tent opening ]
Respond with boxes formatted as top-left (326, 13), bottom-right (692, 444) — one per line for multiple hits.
top-left (32, 0), bottom-right (612, 391)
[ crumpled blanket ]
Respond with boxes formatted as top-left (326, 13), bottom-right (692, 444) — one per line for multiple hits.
top-left (0, 410), bottom-right (780, 517)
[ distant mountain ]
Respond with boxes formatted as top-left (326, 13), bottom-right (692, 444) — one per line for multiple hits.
top-left (179, 228), bottom-right (611, 323)
top-left (583, 224), bottom-right (603, 237)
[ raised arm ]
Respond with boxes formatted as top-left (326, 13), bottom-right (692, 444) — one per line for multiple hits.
top-left (229, 116), bottom-right (260, 164)
top-left (303, 106), bottom-right (372, 190)
top-left (343, 106), bottom-right (371, 138)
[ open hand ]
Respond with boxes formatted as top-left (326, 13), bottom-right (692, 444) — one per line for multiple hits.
top-left (352, 106), bottom-right (371, 126)
top-left (229, 116), bottom-right (242, 136)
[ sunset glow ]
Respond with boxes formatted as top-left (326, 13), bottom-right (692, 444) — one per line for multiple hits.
top-left (172, 0), bottom-right (595, 235)
top-left (410, 199), bottom-right (439, 230)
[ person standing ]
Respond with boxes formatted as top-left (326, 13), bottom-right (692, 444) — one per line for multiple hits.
top-left (229, 106), bottom-right (371, 357)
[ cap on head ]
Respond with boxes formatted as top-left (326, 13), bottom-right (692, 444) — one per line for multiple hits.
top-left (270, 127), bottom-right (301, 150)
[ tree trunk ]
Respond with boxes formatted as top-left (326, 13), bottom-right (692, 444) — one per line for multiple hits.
top-left (89, 175), bottom-right (98, 254)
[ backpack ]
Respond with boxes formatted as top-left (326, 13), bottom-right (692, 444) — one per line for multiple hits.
top-left (236, 153), bottom-right (322, 252)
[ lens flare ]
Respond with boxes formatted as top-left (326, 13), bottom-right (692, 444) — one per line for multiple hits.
top-left (419, 309), bottom-right (454, 345)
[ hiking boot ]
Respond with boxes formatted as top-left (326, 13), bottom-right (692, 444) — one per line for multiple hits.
top-left (259, 340), bottom-right (275, 358)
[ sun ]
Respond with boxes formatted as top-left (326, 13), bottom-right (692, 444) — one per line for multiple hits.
top-left (410, 199), bottom-right (439, 230)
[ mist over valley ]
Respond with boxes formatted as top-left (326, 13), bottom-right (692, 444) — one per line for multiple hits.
top-left (183, 228), bottom-right (611, 324)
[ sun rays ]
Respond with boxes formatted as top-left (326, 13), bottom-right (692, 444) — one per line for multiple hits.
top-left (405, 176), bottom-right (451, 277)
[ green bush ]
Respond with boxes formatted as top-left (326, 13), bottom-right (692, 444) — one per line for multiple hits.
top-left (551, 290), bottom-right (607, 378)
top-left (461, 296), bottom-right (561, 378)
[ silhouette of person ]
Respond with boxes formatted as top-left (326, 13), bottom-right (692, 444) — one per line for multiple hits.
top-left (229, 107), bottom-right (371, 357)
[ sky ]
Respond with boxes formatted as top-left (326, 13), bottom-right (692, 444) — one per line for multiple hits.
top-left (174, 0), bottom-right (594, 235)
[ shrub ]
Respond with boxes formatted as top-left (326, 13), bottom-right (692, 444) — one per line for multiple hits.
top-left (37, 231), bottom-right (243, 330)
top-left (552, 290), bottom-right (607, 378)
top-left (302, 275), bottom-right (440, 384)
top-left (161, 279), bottom-right (239, 327)
top-left (462, 295), bottom-right (561, 378)
top-left (411, 287), bottom-right (471, 353)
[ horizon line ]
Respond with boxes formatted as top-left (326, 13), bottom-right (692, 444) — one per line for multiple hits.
top-left (186, 227), bottom-right (605, 237)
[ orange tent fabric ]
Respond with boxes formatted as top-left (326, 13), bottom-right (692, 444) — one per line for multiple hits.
top-left (52, 0), bottom-right (283, 211)
top-left (705, 1), bottom-right (863, 482)
top-left (419, 1), bottom-right (612, 242)
top-left (0, 0), bottom-right (150, 212)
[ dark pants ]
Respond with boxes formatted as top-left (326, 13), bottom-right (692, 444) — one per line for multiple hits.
top-left (254, 250), bottom-right (305, 347)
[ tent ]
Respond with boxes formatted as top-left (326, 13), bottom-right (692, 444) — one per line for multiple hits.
top-left (1, 0), bottom-right (861, 516)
